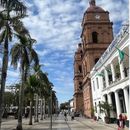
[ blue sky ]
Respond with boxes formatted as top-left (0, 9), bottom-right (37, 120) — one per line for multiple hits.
top-left (3, 0), bottom-right (128, 104)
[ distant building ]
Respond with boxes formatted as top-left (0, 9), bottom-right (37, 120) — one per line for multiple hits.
top-left (69, 98), bottom-right (74, 112)
top-left (90, 24), bottom-right (129, 121)
top-left (74, 0), bottom-right (113, 117)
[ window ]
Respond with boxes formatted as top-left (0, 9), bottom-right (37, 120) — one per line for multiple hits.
top-left (99, 101), bottom-right (101, 113)
top-left (95, 58), bottom-right (99, 64)
top-left (78, 65), bottom-right (82, 73)
top-left (95, 102), bottom-right (97, 113)
top-left (93, 81), bottom-right (95, 91)
top-left (92, 32), bottom-right (98, 43)
top-left (96, 78), bottom-right (99, 89)
top-left (79, 82), bottom-right (82, 90)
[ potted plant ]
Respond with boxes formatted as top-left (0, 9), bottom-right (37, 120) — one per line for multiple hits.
top-left (91, 107), bottom-right (97, 120)
top-left (98, 101), bottom-right (113, 123)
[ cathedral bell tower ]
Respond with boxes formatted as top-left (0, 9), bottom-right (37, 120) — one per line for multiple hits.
top-left (81, 0), bottom-right (113, 117)
top-left (73, 43), bottom-right (84, 113)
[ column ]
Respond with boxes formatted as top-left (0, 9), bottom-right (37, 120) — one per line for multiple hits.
top-left (110, 63), bottom-right (116, 81)
top-left (104, 68), bottom-right (109, 87)
top-left (108, 93), bottom-right (113, 117)
top-left (99, 76), bottom-right (104, 90)
top-left (118, 57), bottom-right (125, 79)
top-left (107, 93), bottom-right (112, 104)
top-left (115, 90), bottom-right (121, 118)
top-left (102, 95), bottom-right (106, 102)
top-left (123, 87), bottom-right (129, 114)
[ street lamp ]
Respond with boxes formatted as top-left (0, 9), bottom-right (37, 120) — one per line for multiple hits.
top-left (50, 88), bottom-right (52, 130)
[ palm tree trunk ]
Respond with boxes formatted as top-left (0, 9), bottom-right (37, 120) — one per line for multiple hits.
top-left (40, 97), bottom-right (43, 120)
top-left (29, 100), bottom-right (33, 125)
top-left (16, 69), bottom-right (25, 130)
top-left (16, 83), bottom-right (23, 130)
top-left (34, 94), bottom-right (39, 122)
top-left (0, 31), bottom-right (9, 130)
top-left (43, 98), bottom-right (46, 119)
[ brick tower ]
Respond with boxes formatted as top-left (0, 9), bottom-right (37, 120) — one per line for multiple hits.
top-left (74, 0), bottom-right (113, 117)
top-left (73, 43), bottom-right (84, 113)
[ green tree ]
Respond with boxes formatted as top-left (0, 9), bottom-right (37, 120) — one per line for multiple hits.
top-left (25, 75), bottom-right (39, 125)
top-left (4, 91), bottom-right (14, 107)
top-left (33, 65), bottom-right (51, 122)
top-left (0, 1), bottom-right (27, 128)
top-left (10, 35), bottom-right (39, 130)
top-left (98, 101), bottom-right (113, 123)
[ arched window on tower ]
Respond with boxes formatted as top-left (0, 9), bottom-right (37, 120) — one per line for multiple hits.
top-left (92, 32), bottom-right (98, 43)
top-left (79, 82), bottom-right (82, 90)
top-left (78, 65), bottom-right (82, 73)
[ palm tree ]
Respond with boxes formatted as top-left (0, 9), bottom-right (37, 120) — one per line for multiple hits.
top-left (98, 101), bottom-right (113, 123)
top-left (25, 75), bottom-right (40, 125)
top-left (10, 35), bottom-right (39, 130)
top-left (33, 65), bottom-right (51, 121)
top-left (0, 2), bottom-right (27, 128)
top-left (40, 78), bottom-right (51, 120)
top-left (52, 90), bottom-right (57, 114)
top-left (0, 0), bottom-right (26, 15)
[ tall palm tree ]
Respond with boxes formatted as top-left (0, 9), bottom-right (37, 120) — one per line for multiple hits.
top-left (39, 77), bottom-right (51, 120)
top-left (0, 3), bottom-right (27, 129)
top-left (10, 35), bottom-right (39, 130)
top-left (0, 0), bottom-right (26, 15)
top-left (33, 65), bottom-right (51, 121)
top-left (25, 75), bottom-right (40, 125)
top-left (52, 90), bottom-right (57, 114)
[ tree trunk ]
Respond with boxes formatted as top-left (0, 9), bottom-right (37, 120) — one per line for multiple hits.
top-left (16, 68), bottom-right (25, 130)
top-left (29, 100), bottom-right (33, 125)
top-left (0, 31), bottom-right (9, 130)
top-left (16, 85), bottom-right (23, 130)
top-left (40, 97), bottom-right (43, 120)
top-left (34, 94), bottom-right (39, 122)
top-left (43, 98), bottom-right (46, 119)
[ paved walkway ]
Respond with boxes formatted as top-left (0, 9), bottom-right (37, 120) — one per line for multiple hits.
top-left (1, 115), bottom-right (129, 130)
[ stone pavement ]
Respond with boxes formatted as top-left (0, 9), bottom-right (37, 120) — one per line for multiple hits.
top-left (1, 115), bottom-right (129, 130)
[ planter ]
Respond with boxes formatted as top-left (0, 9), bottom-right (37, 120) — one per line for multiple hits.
top-left (109, 118), bottom-right (117, 123)
top-left (125, 120), bottom-right (129, 127)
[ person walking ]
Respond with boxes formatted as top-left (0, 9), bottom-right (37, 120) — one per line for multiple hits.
top-left (117, 114), bottom-right (125, 130)
top-left (71, 111), bottom-right (75, 120)
top-left (64, 112), bottom-right (67, 121)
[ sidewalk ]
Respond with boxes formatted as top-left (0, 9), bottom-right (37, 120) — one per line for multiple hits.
top-left (1, 117), bottom-right (50, 130)
top-left (75, 116), bottom-right (129, 130)
top-left (1, 115), bottom-right (129, 130)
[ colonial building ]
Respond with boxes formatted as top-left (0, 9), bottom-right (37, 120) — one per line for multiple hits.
top-left (90, 23), bottom-right (129, 121)
top-left (74, 0), bottom-right (113, 117)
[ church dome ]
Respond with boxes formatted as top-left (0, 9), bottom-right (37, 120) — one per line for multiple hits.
top-left (86, 0), bottom-right (105, 12)
top-left (86, 6), bottom-right (105, 12)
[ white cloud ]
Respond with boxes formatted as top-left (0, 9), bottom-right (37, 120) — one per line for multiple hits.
top-left (7, 70), bottom-right (19, 78)
top-left (4, 0), bottom-right (128, 103)
top-left (36, 49), bottom-right (50, 56)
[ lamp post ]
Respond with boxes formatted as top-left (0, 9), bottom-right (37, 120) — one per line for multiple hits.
top-left (50, 88), bottom-right (52, 130)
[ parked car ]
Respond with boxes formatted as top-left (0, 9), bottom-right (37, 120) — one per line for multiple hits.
top-left (74, 112), bottom-right (80, 117)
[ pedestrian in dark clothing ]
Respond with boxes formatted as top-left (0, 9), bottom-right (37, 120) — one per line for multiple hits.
top-left (71, 111), bottom-right (74, 120)
top-left (117, 114), bottom-right (125, 130)
top-left (64, 112), bottom-right (67, 121)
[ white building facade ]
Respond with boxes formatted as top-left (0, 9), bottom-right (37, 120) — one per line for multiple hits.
top-left (69, 98), bottom-right (74, 112)
top-left (90, 23), bottom-right (129, 122)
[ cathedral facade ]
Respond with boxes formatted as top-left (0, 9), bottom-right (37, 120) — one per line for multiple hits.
top-left (74, 0), bottom-right (113, 117)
